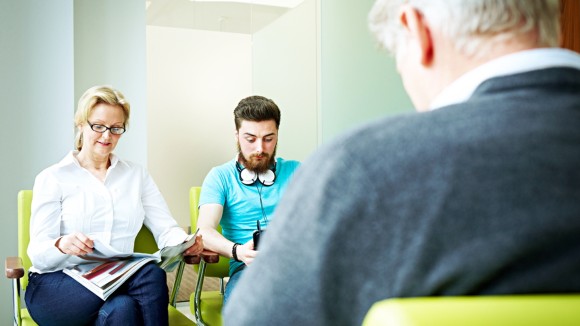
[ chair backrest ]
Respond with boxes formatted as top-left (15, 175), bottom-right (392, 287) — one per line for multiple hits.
top-left (189, 187), bottom-right (230, 278)
top-left (17, 190), bottom-right (33, 289)
top-left (363, 295), bottom-right (580, 326)
top-left (18, 190), bottom-right (160, 290)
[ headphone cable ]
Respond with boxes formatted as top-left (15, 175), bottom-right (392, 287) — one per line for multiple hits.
top-left (255, 182), bottom-right (269, 226)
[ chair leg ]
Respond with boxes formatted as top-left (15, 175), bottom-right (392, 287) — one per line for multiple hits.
top-left (12, 278), bottom-right (22, 326)
top-left (194, 261), bottom-right (208, 326)
top-left (169, 260), bottom-right (186, 307)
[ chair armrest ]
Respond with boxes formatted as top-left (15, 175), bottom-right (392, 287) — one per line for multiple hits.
top-left (5, 256), bottom-right (25, 279)
top-left (183, 250), bottom-right (220, 264)
top-left (183, 255), bottom-right (201, 264)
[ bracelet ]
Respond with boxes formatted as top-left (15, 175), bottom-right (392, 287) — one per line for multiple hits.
top-left (232, 243), bottom-right (242, 262)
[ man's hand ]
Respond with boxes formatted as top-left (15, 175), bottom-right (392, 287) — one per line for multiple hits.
top-left (237, 240), bottom-right (258, 265)
top-left (55, 232), bottom-right (94, 256)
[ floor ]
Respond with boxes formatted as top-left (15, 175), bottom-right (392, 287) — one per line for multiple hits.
top-left (176, 302), bottom-right (196, 322)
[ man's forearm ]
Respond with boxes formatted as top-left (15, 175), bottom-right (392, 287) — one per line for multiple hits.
top-left (199, 227), bottom-right (234, 258)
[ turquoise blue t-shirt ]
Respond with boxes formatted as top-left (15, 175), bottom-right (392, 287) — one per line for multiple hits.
top-left (199, 157), bottom-right (301, 275)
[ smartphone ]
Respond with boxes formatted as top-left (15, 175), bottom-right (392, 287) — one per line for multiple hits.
top-left (253, 229), bottom-right (264, 249)
top-left (253, 220), bottom-right (265, 249)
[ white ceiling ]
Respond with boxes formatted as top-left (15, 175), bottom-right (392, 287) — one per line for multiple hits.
top-left (188, 0), bottom-right (303, 7)
top-left (146, 0), bottom-right (304, 34)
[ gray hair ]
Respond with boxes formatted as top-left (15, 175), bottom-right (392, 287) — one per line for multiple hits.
top-left (369, 0), bottom-right (561, 58)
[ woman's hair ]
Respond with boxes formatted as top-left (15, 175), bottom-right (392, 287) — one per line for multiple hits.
top-left (74, 85), bottom-right (131, 151)
top-left (369, 0), bottom-right (561, 58)
top-left (234, 95), bottom-right (281, 131)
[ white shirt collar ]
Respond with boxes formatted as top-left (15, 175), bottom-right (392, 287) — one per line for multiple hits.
top-left (61, 150), bottom-right (125, 168)
top-left (430, 48), bottom-right (580, 110)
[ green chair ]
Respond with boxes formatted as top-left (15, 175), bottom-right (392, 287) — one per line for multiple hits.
top-left (5, 190), bottom-right (195, 326)
top-left (189, 186), bottom-right (229, 326)
top-left (363, 295), bottom-right (580, 326)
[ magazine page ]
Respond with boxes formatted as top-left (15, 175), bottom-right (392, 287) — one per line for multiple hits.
top-left (85, 239), bottom-right (157, 260)
top-left (98, 257), bottom-right (158, 299)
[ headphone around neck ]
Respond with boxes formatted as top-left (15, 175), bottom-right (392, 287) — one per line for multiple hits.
top-left (236, 161), bottom-right (277, 186)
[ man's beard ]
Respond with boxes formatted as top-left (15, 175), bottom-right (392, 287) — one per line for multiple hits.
top-left (237, 142), bottom-right (277, 174)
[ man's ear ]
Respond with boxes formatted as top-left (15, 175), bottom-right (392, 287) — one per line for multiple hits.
top-left (398, 5), bottom-right (434, 66)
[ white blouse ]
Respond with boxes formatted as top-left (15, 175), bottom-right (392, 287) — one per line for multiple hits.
top-left (28, 151), bottom-right (188, 273)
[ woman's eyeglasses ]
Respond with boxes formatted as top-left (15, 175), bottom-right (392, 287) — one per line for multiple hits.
top-left (88, 122), bottom-right (126, 135)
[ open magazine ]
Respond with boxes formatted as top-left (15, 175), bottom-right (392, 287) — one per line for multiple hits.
top-left (63, 229), bottom-right (199, 301)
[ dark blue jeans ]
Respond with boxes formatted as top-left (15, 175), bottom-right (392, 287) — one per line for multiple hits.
top-left (25, 262), bottom-right (169, 326)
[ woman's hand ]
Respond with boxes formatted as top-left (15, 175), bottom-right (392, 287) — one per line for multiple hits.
top-left (183, 234), bottom-right (203, 256)
top-left (56, 232), bottom-right (94, 256)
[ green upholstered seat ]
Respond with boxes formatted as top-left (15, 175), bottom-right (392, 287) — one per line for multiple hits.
top-left (5, 190), bottom-right (195, 326)
top-left (363, 295), bottom-right (580, 326)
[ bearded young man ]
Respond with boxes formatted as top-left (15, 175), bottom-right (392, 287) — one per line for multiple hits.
top-left (197, 95), bottom-right (301, 304)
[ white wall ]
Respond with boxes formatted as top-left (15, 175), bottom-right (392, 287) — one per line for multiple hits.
top-left (75, 0), bottom-right (148, 165)
top-left (147, 26), bottom-right (252, 227)
top-left (0, 2), bottom-right (74, 322)
top-left (254, 0), bottom-right (412, 156)
top-left (319, 0), bottom-right (412, 142)
top-left (253, 0), bottom-right (319, 160)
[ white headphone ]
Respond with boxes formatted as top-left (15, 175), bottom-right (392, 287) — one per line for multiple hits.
top-left (236, 161), bottom-right (277, 186)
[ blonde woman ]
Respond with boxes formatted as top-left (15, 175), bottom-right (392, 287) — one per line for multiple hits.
top-left (26, 85), bottom-right (203, 325)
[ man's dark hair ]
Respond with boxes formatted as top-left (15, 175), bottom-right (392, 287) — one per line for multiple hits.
top-left (234, 95), bottom-right (281, 131)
